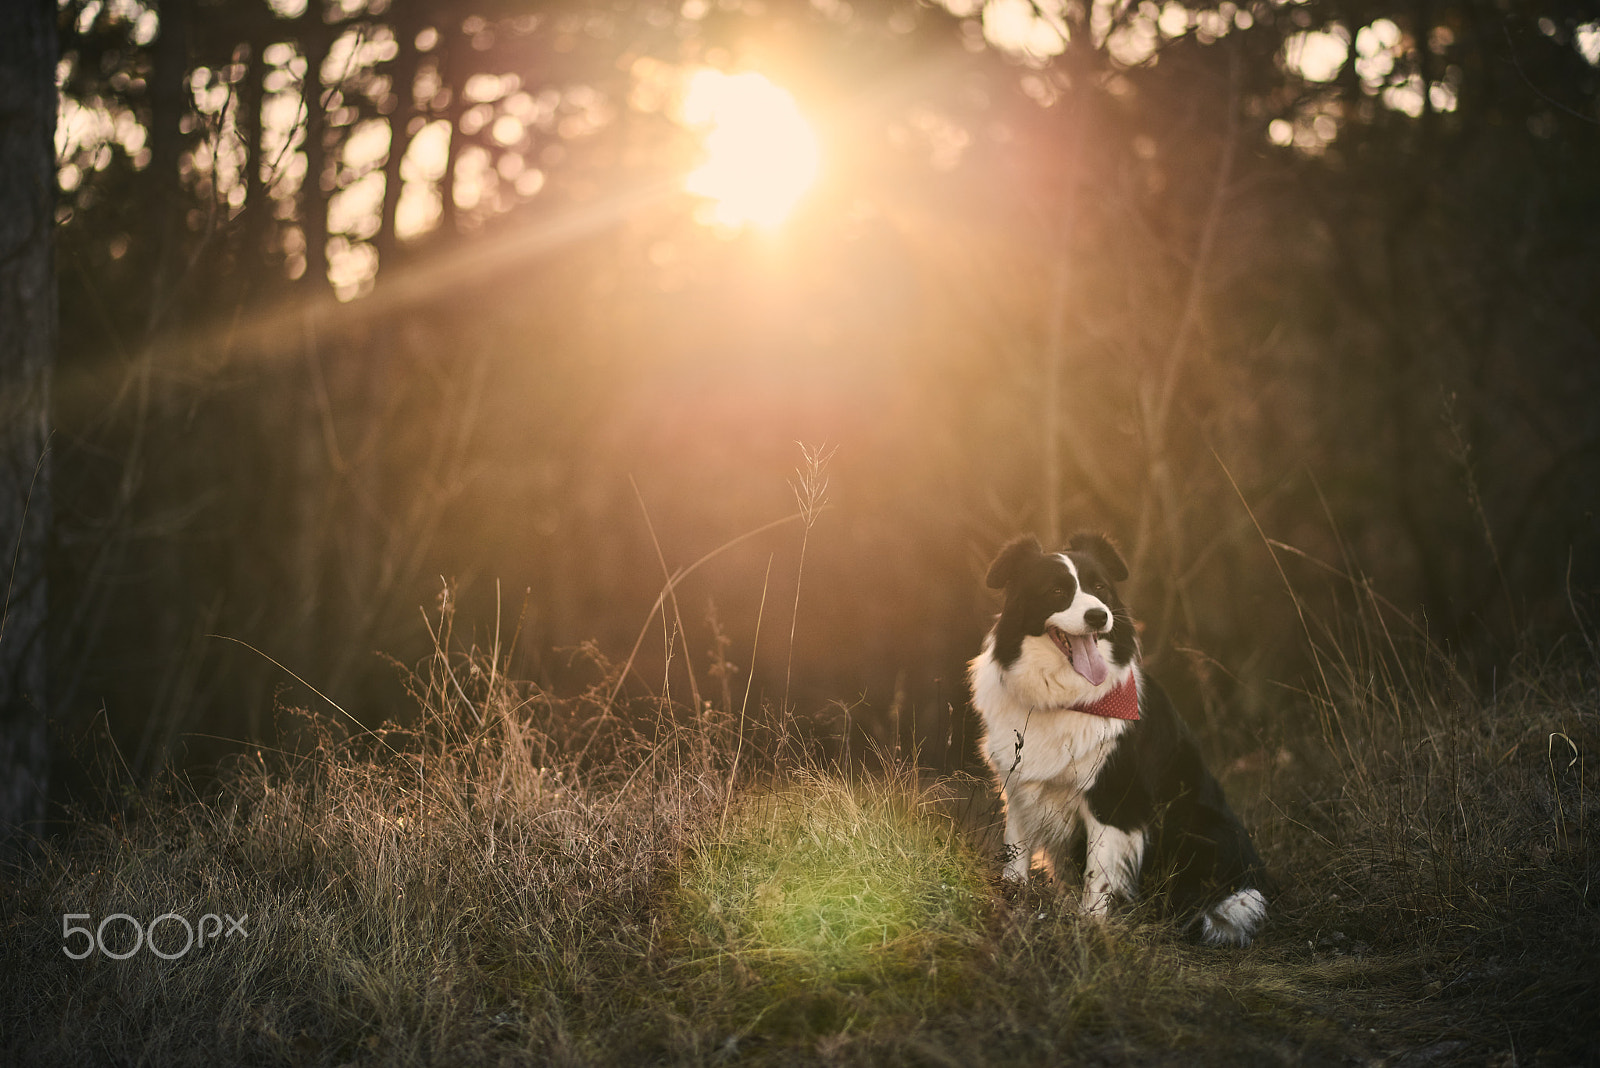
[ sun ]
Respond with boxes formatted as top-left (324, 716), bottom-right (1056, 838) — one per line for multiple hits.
top-left (681, 70), bottom-right (820, 230)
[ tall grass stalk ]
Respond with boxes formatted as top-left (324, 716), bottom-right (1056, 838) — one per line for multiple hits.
top-left (602, 511), bottom-right (802, 718)
top-left (782, 442), bottom-right (834, 719)
top-left (722, 553), bottom-right (773, 836)
top-left (631, 474), bottom-right (703, 716)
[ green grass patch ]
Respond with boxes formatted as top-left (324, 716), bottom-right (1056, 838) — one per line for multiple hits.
top-left (676, 773), bottom-right (987, 966)
top-left (650, 771), bottom-right (989, 1057)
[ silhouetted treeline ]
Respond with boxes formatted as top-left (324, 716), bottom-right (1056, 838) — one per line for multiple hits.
top-left (40, 0), bottom-right (1600, 799)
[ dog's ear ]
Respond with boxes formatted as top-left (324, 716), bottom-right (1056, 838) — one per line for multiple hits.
top-left (1068, 531), bottom-right (1129, 583)
top-left (986, 535), bottom-right (1043, 589)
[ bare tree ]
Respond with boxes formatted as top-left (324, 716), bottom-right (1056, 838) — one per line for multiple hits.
top-left (0, 0), bottom-right (57, 844)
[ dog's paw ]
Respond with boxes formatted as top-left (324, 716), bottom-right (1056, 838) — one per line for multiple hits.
top-left (1000, 845), bottom-right (1032, 886)
top-left (1080, 886), bottom-right (1116, 921)
top-left (1200, 888), bottom-right (1267, 947)
top-left (1001, 865), bottom-right (1031, 887)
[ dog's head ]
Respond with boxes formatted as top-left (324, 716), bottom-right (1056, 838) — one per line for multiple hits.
top-left (984, 532), bottom-right (1138, 684)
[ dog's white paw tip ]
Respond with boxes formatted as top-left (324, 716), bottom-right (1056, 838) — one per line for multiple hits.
top-left (1200, 888), bottom-right (1267, 947)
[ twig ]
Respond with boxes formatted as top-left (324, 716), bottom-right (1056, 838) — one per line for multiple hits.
top-left (1502, 22), bottom-right (1600, 127)
top-left (1133, 43), bottom-right (1241, 598)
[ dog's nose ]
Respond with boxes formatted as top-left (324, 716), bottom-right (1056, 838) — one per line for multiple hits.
top-left (1084, 608), bottom-right (1108, 630)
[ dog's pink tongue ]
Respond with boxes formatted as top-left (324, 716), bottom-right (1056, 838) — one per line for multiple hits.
top-left (1069, 633), bottom-right (1109, 686)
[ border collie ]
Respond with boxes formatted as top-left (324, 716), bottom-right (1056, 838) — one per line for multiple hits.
top-left (968, 533), bottom-right (1268, 946)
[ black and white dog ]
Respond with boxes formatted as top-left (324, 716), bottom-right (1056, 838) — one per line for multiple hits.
top-left (968, 533), bottom-right (1268, 946)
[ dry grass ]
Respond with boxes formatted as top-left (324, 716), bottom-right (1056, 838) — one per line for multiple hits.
top-left (2, 576), bottom-right (1597, 1066)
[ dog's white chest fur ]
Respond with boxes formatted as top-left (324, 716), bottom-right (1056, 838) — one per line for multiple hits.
top-left (969, 633), bottom-right (1133, 790)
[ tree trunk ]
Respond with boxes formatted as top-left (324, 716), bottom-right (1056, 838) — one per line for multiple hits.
top-left (239, 32), bottom-right (271, 269)
top-left (144, 0), bottom-right (190, 331)
top-left (300, 6), bottom-right (331, 291)
top-left (376, 4), bottom-right (423, 271)
top-left (0, 0), bottom-right (57, 846)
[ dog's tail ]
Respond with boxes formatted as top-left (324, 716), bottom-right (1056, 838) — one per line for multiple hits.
top-left (1198, 887), bottom-right (1268, 947)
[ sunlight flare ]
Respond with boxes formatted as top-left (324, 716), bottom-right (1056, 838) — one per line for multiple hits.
top-left (681, 70), bottom-right (820, 230)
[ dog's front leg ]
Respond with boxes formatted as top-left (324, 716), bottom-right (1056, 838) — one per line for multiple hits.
top-left (1001, 798), bottom-right (1031, 883)
top-left (1081, 817), bottom-right (1144, 918)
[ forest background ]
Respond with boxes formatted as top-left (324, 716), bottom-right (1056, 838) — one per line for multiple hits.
top-left (4, 0), bottom-right (1599, 819)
